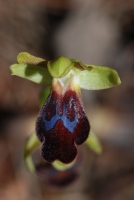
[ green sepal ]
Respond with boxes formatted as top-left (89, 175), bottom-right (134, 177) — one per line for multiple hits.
top-left (47, 56), bottom-right (73, 78)
top-left (85, 131), bottom-right (102, 154)
top-left (24, 132), bottom-right (41, 173)
top-left (52, 159), bottom-right (76, 171)
top-left (17, 52), bottom-right (47, 67)
top-left (76, 65), bottom-right (121, 90)
top-left (10, 63), bottom-right (52, 86)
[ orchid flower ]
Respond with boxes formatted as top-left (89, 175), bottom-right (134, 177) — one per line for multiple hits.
top-left (10, 52), bottom-right (121, 170)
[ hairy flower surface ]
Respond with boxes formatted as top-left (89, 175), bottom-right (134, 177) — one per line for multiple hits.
top-left (36, 77), bottom-right (90, 163)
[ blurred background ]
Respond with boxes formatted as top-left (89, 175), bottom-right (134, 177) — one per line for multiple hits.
top-left (0, 0), bottom-right (134, 199)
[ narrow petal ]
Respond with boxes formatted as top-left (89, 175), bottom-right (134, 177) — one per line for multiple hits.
top-left (17, 52), bottom-right (47, 66)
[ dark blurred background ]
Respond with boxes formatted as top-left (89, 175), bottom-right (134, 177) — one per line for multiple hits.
top-left (0, 0), bottom-right (134, 199)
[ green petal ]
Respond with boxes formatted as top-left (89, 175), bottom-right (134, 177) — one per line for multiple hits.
top-left (76, 65), bottom-right (121, 90)
top-left (52, 159), bottom-right (76, 171)
top-left (10, 63), bottom-right (52, 86)
top-left (47, 56), bottom-right (73, 78)
top-left (17, 52), bottom-right (47, 66)
top-left (24, 132), bottom-right (41, 173)
top-left (85, 131), bottom-right (103, 154)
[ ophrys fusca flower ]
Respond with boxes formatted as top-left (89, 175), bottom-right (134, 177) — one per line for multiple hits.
top-left (10, 52), bottom-right (121, 167)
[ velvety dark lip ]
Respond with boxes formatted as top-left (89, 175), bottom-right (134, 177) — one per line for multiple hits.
top-left (36, 83), bottom-right (90, 163)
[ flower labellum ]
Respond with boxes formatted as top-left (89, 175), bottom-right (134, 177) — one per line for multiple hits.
top-left (36, 75), bottom-right (90, 164)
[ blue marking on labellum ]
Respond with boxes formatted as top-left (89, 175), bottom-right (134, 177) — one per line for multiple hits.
top-left (42, 105), bottom-right (78, 133)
